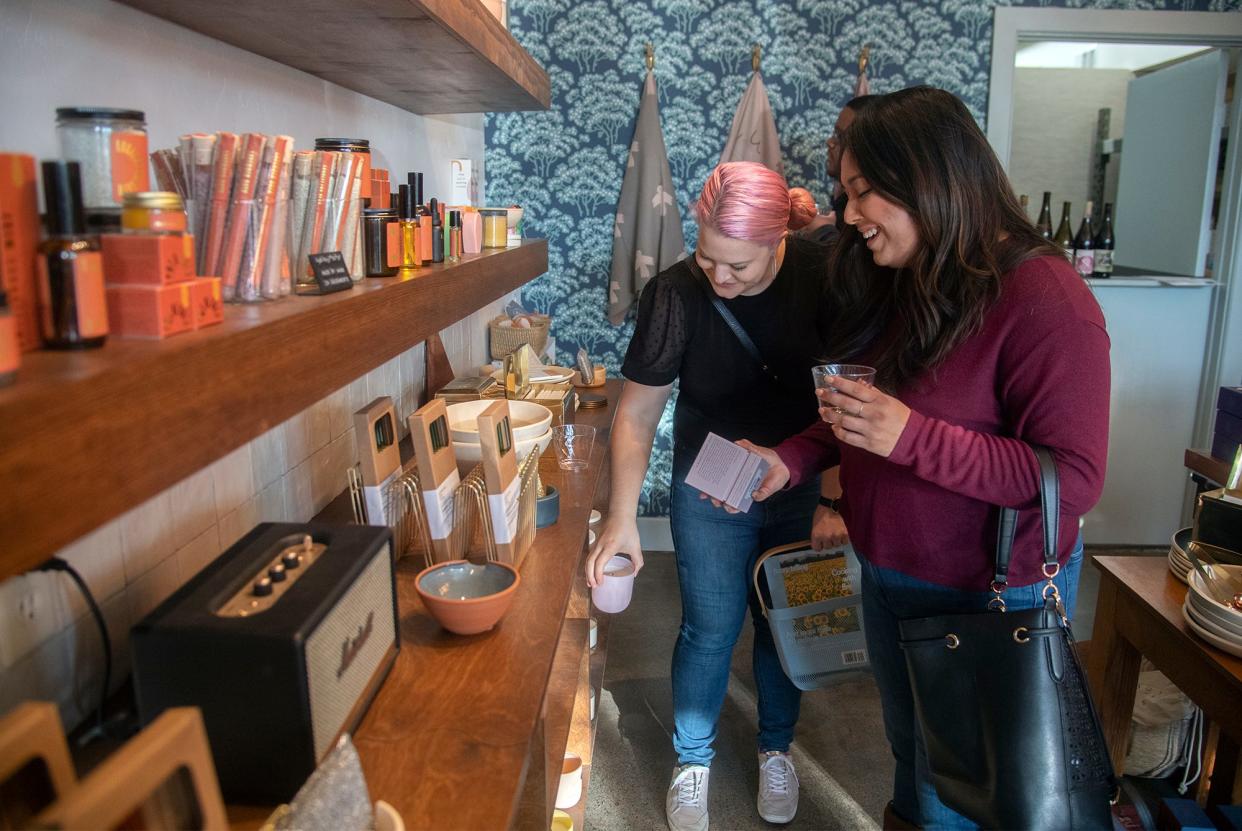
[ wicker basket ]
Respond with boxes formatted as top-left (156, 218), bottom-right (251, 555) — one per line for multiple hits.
top-left (489, 314), bottom-right (550, 359)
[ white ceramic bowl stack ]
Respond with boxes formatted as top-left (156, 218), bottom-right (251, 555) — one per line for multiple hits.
top-left (1167, 527), bottom-right (1193, 583)
top-left (445, 400), bottom-right (554, 476)
top-left (1183, 562), bottom-right (1242, 659)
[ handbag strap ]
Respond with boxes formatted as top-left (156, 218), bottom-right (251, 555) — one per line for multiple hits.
top-left (993, 446), bottom-right (1061, 589)
top-left (690, 262), bottom-right (780, 384)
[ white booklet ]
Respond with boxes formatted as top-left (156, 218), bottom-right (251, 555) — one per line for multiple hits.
top-left (684, 432), bottom-right (770, 513)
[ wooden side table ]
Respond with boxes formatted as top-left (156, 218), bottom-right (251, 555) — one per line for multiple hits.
top-left (1087, 555), bottom-right (1242, 803)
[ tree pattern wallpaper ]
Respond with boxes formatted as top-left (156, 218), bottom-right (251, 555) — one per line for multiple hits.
top-left (485, 0), bottom-right (1238, 516)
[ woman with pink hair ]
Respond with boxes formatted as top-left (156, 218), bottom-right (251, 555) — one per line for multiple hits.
top-left (585, 161), bottom-right (841, 831)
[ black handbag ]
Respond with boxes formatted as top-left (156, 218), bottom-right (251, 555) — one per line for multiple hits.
top-left (898, 447), bottom-right (1117, 830)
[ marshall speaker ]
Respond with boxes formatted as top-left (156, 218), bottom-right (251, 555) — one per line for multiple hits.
top-left (131, 523), bottom-right (398, 802)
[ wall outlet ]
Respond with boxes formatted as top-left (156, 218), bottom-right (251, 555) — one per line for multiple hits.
top-left (0, 572), bottom-right (69, 670)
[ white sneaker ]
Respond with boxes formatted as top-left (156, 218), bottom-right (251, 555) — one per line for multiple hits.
top-left (757, 751), bottom-right (799, 824)
top-left (666, 764), bottom-right (710, 831)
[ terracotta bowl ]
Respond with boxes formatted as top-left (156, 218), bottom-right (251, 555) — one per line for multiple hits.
top-left (415, 559), bottom-right (520, 635)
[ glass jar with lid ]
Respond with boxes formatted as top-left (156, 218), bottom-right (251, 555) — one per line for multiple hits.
top-left (122, 192), bottom-right (187, 235)
top-left (56, 107), bottom-right (149, 223)
top-left (314, 138), bottom-right (372, 201)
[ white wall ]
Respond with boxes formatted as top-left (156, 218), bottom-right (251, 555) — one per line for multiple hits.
top-left (0, 0), bottom-right (512, 731)
top-left (1009, 68), bottom-right (1132, 219)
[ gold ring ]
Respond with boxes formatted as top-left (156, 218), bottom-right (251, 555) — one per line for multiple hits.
top-left (855, 404), bottom-right (864, 418)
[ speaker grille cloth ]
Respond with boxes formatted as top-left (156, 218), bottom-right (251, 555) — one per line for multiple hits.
top-left (305, 545), bottom-right (394, 760)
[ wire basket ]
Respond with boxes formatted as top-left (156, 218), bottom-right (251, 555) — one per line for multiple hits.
top-left (459, 444), bottom-right (544, 568)
top-left (488, 314), bottom-right (550, 360)
top-left (347, 462), bottom-right (471, 567)
top-left (753, 541), bottom-right (870, 691)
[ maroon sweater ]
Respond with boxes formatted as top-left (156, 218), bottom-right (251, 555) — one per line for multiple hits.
top-left (776, 255), bottom-right (1111, 590)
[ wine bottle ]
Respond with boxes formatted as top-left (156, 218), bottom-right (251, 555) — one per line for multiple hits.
top-left (1072, 200), bottom-right (1095, 279)
top-left (1093, 203), bottom-right (1114, 279)
top-left (1036, 192), bottom-right (1053, 240)
top-left (1052, 201), bottom-right (1073, 261)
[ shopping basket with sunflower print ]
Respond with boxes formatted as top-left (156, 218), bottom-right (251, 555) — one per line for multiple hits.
top-left (753, 540), bottom-right (870, 690)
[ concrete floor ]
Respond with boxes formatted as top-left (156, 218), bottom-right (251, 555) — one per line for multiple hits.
top-left (585, 548), bottom-right (1130, 831)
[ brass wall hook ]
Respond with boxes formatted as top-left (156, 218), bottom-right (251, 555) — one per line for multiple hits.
top-left (645, 42), bottom-right (655, 71)
top-left (752, 43), bottom-right (762, 72)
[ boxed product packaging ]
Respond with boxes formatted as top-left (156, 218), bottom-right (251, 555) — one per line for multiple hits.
top-left (188, 277), bottom-right (223, 330)
top-left (476, 400), bottom-right (520, 565)
top-left (1215, 387), bottom-right (1242, 462)
top-left (106, 283), bottom-right (193, 339)
top-left (0, 153), bottom-right (41, 350)
top-left (1156, 797), bottom-right (1213, 831)
top-left (408, 399), bottom-right (461, 564)
top-left (353, 397), bottom-right (402, 526)
top-left (101, 233), bottom-right (195, 286)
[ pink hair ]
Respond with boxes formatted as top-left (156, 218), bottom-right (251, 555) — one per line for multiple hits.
top-left (694, 161), bottom-right (798, 247)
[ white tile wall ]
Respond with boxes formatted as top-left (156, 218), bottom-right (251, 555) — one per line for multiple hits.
top-left (0, 303), bottom-right (507, 729)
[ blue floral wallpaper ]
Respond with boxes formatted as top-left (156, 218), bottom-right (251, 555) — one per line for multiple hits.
top-left (485, 0), bottom-right (1238, 516)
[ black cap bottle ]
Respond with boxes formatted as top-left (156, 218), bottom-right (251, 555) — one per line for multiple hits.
top-left (37, 161), bottom-right (107, 348)
top-left (429, 198), bottom-right (444, 263)
top-left (398, 183), bottom-right (419, 272)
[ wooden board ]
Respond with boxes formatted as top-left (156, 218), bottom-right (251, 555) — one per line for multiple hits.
top-left (1187, 447), bottom-right (1233, 487)
top-left (0, 241), bottom-right (547, 580)
top-left (114, 0), bottom-right (550, 113)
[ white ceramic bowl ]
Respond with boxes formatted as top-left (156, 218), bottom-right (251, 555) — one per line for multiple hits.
top-left (446, 400), bottom-right (552, 444)
top-left (1187, 563), bottom-right (1242, 627)
top-left (451, 429), bottom-right (552, 476)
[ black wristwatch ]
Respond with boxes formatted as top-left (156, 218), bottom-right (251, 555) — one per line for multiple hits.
top-left (818, 496), bottom-right (840, 512)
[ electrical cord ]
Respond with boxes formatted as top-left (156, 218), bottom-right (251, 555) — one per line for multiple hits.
top-left (34, 557), bottom-right (111, 736)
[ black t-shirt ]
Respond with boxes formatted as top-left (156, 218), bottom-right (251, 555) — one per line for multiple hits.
top-left (622, 237), bottom-right (832, 453)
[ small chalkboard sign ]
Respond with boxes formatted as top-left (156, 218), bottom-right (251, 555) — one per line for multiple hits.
top-left (304, 252), bottom-right (353, 294)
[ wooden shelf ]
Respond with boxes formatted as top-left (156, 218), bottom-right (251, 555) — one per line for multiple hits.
top-left (0, 241), bottom-right (547, 580)
top-left (114, 0), bottom-right (550, 114)
top-left (1187, 447), bottom-right (1233, 486)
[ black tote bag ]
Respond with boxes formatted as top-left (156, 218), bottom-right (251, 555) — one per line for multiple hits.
top-left (898, 447), bottom-right (1117, 830)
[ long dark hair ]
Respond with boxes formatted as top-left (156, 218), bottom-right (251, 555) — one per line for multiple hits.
top-left (823, 86), bottom-right (1062, 389)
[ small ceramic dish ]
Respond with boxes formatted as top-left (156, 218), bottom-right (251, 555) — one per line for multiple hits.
top-left (415, 560), bottom-right (520, 635)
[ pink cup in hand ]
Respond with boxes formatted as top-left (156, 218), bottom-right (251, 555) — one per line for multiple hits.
top-left (591, 554), bottom-right (636, 614)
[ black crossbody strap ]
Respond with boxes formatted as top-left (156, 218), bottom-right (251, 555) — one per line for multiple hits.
top-left (993, 446), bottom-right (1060, 586)
top-left (690, 265), bottom-right (780, 384)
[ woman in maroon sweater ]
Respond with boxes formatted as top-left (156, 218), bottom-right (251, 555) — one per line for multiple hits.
top-left (741, 87), bottom-right (1111, 829)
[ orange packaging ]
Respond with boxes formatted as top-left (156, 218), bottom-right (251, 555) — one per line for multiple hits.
top-left (101, 233), bottom-right (195, 286)
top-left (385, 222), bottom-right (401, 268)
top-left (0, 153), bottom-right (41, 351)
top-left (188, 277), bottom-right (223, 330)
top-left (106, 282), bottom-right (193, 339)
top-left (110, 130), bottom-right (150, 203)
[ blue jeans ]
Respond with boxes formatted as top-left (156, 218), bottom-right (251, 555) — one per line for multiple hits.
top-left (668, 459), bottom-right (820, 767)
top-left (859, 541), bottom-right (1084, 830)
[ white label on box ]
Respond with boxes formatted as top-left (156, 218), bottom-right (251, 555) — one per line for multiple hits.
top-left (487, 476), bottom-right (521, 544)
top-left (362, 468), bottom-right (401, 526)
top-left (421, 469), bottom-right (461, 540)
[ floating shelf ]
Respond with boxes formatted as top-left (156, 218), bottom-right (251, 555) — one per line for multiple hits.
top-left (114, 0), bottom-right (550, 114)
top-left (0, 241), bottom-right (548, 581)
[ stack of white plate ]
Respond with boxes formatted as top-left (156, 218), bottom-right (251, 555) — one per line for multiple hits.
top-left (1167, 527), bottom-right (1193, 583)
top-left (1183, 563), bottom-right (1242, 659)
top-left (445, 400), bottom-right (554, 476)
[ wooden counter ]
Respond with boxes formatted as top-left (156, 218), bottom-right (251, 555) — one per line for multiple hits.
top-left (323, 381), bottom-right (619, 829)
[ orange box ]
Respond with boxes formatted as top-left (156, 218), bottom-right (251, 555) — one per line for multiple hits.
top-left (188, 277), bottom-right (223, 330)
top-left (101, 233), bottom-right (195, 286)
top-left (106, 283), bottom-right (193, 339)
top-left (0, 153), bottom-right (41, 351)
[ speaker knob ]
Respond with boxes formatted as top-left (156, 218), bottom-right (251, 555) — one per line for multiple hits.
top-left (268, 564), bottom-right (287, 583)
top-left (282, 551), bottom-right (301, 570)
top-left (253, 576), bottom-right (273, 597)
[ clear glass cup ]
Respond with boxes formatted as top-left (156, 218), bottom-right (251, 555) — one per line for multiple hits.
top-left (552, 424), bottom-right (596, 471)
top-left (812, 364), bottom-right (877, 413)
